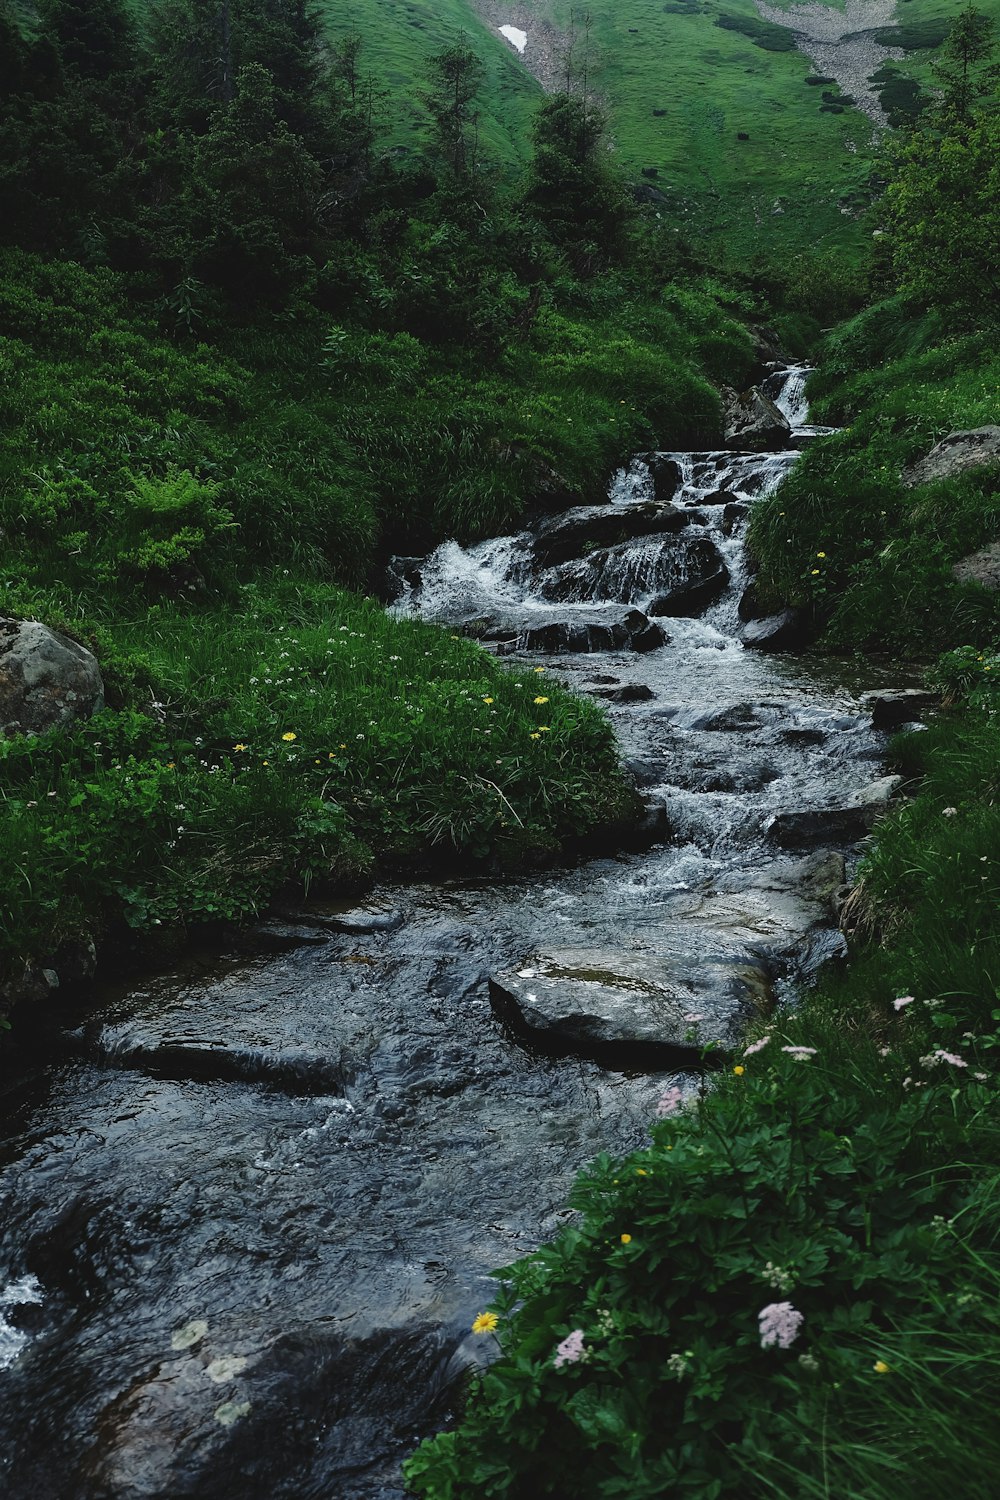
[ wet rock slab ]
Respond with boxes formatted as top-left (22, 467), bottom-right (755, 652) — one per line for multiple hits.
top-left (489, 948), bottom-right (763, 1063)
top-left (767, 776), bottom-right (902, 848)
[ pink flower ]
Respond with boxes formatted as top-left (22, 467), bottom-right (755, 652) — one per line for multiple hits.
top-left (759, 1302), bottom-right (804, 1349)
top-left (920, 1049), bottom-right (968, 1069)
top-left (781, 1046), bottom-right (817, 1061)
top-left (554, 1329), bottom-right (586, 1368)
top-left (893, 996), bottom-right (916, 1011)
top-left (743, 1036), bottom-right (771, 1057)
top-left (656, 1086), bottom-right (684, 1119)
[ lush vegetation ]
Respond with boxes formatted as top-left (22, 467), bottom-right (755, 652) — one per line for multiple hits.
top-left (3, 0), bottom-right (1000, 1493)
top-left (406, 11), bottom-right (1000, 1495)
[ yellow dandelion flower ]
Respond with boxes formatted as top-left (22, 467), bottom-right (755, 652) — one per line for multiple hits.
top-left (472, 1312), bottom-right (498, 1335)
top-left (538, 726), bottom-right (550, 733)
top-left (262, 760), bottom-right (269, 766)
top-left (620, 1233), bottom-right (632, 1244)
top-left (166, 762), bottom-right (176, 770)
top-left (816, 551), bottom-right (826, 559)
top-left (636, 1169), bottom-right (648, 1177)
top-left (530, 732), bottom-right (541, 740)
top-left (282, 732), bottom-right (297, 742)
top-left (873, 1360), bottom-right (890, 1374)
top-left (810, 569), bottom-right (820, 576)
top-left (733, 1065), bottom-right (745, 1076)
top-left (483, 696), bottom-right (494, 704)
top-left (534, 667), bottom-right (546, 673)
top-left (534, 695), bottom-right (549, 705)
top-left (233, 743), bottom-right (248, 753)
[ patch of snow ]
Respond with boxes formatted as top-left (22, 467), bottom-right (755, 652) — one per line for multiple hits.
top-left (499, 25), bottom-right (528, 52)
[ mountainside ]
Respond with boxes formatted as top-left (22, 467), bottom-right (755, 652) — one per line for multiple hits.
top-left (336, 0), bottom-right (1000, 254)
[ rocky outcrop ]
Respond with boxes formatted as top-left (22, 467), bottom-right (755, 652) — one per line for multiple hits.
top-left (902, 427), bottom-right (1000, 488)
top-left (720, 385), bottom-right (792, 452)
top-left (0, 616), bottom-right (104, 737)
top-left (530, 501), bottom-right (687, 569)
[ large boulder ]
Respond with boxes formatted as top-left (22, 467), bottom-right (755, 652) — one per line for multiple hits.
top-left (531, 501), bottom-right (687, 568)
top-left (902, 427), bottom-right (1000, 488)
top-left (720, 385), bottom-right (793, 452)
top-left (742, 608), bottom-right (806, 652)
top-left (0, 616), bottom-right (104, 737)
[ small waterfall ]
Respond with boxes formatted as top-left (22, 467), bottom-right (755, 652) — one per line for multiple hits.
top-left (765, 365), bottom-right (811, 427)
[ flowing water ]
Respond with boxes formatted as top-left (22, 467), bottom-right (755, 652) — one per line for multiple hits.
top-left (0, 373), bottom-right (918, 1498)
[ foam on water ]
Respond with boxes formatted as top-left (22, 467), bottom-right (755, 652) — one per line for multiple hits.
top-left (0, 1275), bottom-right (43, 1371)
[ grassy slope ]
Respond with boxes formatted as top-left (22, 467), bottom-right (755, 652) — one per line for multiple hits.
top-left (316, 0), bottom-right (543, 170)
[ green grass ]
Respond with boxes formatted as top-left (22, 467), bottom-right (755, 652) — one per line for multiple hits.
top-left (316, 0), bottom-right (543, 172)
top-left (0, 581), bottom-right (632, 969)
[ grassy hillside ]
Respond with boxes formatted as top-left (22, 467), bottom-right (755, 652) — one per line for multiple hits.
top-left (440, 0), bottom-right (1000, 256)
top-left (318, 0), bottom-right (544, 171)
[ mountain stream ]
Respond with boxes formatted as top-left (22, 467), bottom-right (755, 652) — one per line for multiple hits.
top-left (0, 372), bottom-right (921, 1498)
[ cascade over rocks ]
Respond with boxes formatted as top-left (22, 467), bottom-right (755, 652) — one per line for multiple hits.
top-left (0, 616), bottom-right (104, 736)
top-left (902, 426), bottom-right (1000, 488)
top-left (720, 385), bottom-right (792, 452)
top-left (541, 534), bottom-right (727, 610)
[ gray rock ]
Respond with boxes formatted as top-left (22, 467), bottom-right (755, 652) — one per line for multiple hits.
top-left (531, 501), bottom-right (686, 568)
top-left (648, 567), bottom-right (729, 618)
top-left (311, 903), bottom-right (405, 935)
top-left (903, 427), bottom-right (1000, 488)
top-left (742, 608), bottom-right (805, 652)
top-left (0, 616), bottom-right (104, 737)
top-left (489, 948), bottom-right (762, 1062)
top-left (592, 683), bottom-right (656, 704)
top-left (647, 455), bottom-right (683, 504)
top-left (720, 385), bottom-right (793, 452)
top-left (952, 541), bottom-right (1000, 592)
top-left (768, 776), bottom-right (902, 849)
top-left (630, 622), bottom-right (667, 653)
top-left (858, 688), bottom-right (939, 730)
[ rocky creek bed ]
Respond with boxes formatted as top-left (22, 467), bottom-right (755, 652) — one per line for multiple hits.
top-left (0, 371), bottom-right (931, 1499)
